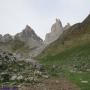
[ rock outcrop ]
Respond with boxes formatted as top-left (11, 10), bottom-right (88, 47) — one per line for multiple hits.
top-left (0, 34), bottom-right (2, 40)
top-left (0, 49), bottom-right (48, 84)
top-left (0, 25), bottom-right (44, 58)
top-left (0, 49), bottom-right (16, 65)
top-left (45, 19), bottom-right (63, 45)
top-left (0, 21), bottom-right (70, 58)
top-left (0, 34), bottom-right (13, 42)
top-left (15, 25), bottom-right (43, 48)
top-left (64, 23), bottom-right (70, 30)
top-left (45, 19), bottom-right (70, 45)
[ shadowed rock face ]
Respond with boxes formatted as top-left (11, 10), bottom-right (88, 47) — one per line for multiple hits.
top-left (0, 34), bottom-right (13, 42)
top-left (45, 19), bottom-right (63, 45)
top-left (0, 34), bottom-right (2, 40)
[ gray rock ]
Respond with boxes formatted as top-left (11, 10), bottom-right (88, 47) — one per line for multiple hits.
top-left (35, 63), bottom-right (43, 71)
top-left (0, 34), bottom-right (2, 40)
top-left (25, 58), bottom-right (43, 71)
top-left (42, 75), bottom-right (49, 79)
top-left (34, 70), bottom-right (42, 76)
top-left (45, 18), bottom-right (63, 45)
top-left (64, 23), bottom-right (71, 30)
top-left (14, 25), bottom-right (43, 47)
top-left (10, 75), bottom-right (17, 81)
top-left (1, 34), bottom-right (13, 42)
top-left (0, 49), bottom-right (16, 64)
top-left (0, 25), bottom-right (44, 58)
top-left (17, 75), bottom-right (23, 80)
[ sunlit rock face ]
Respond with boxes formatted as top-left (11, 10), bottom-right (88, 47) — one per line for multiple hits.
top-left (45, 19), bottom-right (63, 45)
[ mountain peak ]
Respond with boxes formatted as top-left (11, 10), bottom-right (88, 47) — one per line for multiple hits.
top-left (56, 18), bottom-right (61, 23)
top-left (14, 25), bottom-right (43, 48)
top-left (45, 18), bottom-right (63, 44)
top-left (56, 18), bottom-right (62, 27)
top-left (20, 25), bottom-right (36, 39)
top-left (25, 25), bottom-right (33, 32)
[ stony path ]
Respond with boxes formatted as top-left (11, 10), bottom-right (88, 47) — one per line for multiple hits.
top-left (17, 58), bottom-right (80, 90)
top-left (19, 78), bottom-right (80, 90)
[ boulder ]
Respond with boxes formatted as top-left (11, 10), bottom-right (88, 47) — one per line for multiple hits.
top-left (17, 75), bottom-right (23, 80)
top-left (25, 58), bottom-right (43, 71)
top-left (0, 49), bottom-right (16, 66)
top-left (10, 75), bottom-right (17, 81)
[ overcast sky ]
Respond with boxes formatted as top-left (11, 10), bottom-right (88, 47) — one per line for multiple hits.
top-left (0, 0), bottom-right (90, 39)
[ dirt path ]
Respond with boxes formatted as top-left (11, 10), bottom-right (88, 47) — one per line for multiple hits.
top-left (19, 78), bottom-right (80, 90)
top-left (20, 59), bottom-right (80, 90)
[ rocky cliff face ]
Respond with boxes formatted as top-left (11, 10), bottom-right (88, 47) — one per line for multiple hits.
top-left (0, 34), bottom-right (13, 42)
top-left (44, 19), bottom-right (70, 45)
top-left (45, 19), bottom-right (63, 44)
top-left (0, 25), bottom-right (43, 58)
top-left (14, 25), bottom-right (43, 48)
top-left (64, 23), bottom-right (70, 30)
top-left (0, 21), bottom-right (70, 58)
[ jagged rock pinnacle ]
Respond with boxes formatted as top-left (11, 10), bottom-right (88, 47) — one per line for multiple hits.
top-left (45, 18), bottom-right (63, 44)
top-left (25, 25), bottom-right (32, 31)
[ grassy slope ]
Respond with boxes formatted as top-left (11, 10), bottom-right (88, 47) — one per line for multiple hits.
top-left (37, 15), bottom-right (90, 90)
top-left (38, 41), bottom-right (90, 90)
top-left (37, 14), bottom-right (90, 59)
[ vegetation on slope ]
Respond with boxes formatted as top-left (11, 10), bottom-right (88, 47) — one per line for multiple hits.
top-left (37, 14), bottom-right (90, 90)
top-left (37, 14), bottom-right (90, 59)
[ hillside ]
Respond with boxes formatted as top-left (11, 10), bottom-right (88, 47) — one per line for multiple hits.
top-left (37, 14), bottom-right (90, 90)
top-left (44, 18), bottom-right (70, 45)
top-left (0, 25), bottom-right (43, 58)
top-left (37, 14), bottom-right (90, 58)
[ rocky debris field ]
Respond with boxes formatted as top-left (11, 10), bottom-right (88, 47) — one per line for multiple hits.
top-left (0, 50), bottom-right (49, 88)
top-left (19, 78), bottom-right (80, 90)
top-left (0, 50), bottom-right (81, 90)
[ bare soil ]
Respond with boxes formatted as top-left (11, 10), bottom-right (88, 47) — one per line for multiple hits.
top-left (19, 78), bottom-right (80, 90)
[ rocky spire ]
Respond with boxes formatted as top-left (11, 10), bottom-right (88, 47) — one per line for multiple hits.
top-left (45, 18), bottom-right (63, 45)
top-left (56, 18), bottom-right (62, 27)
top-left (64, 23), bottom-right (70, 30)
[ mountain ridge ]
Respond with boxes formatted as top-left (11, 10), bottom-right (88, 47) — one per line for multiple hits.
top-left (0, 25), bottom-right (43, 58)
top-left (36, 14), bottom-right (90, 90)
